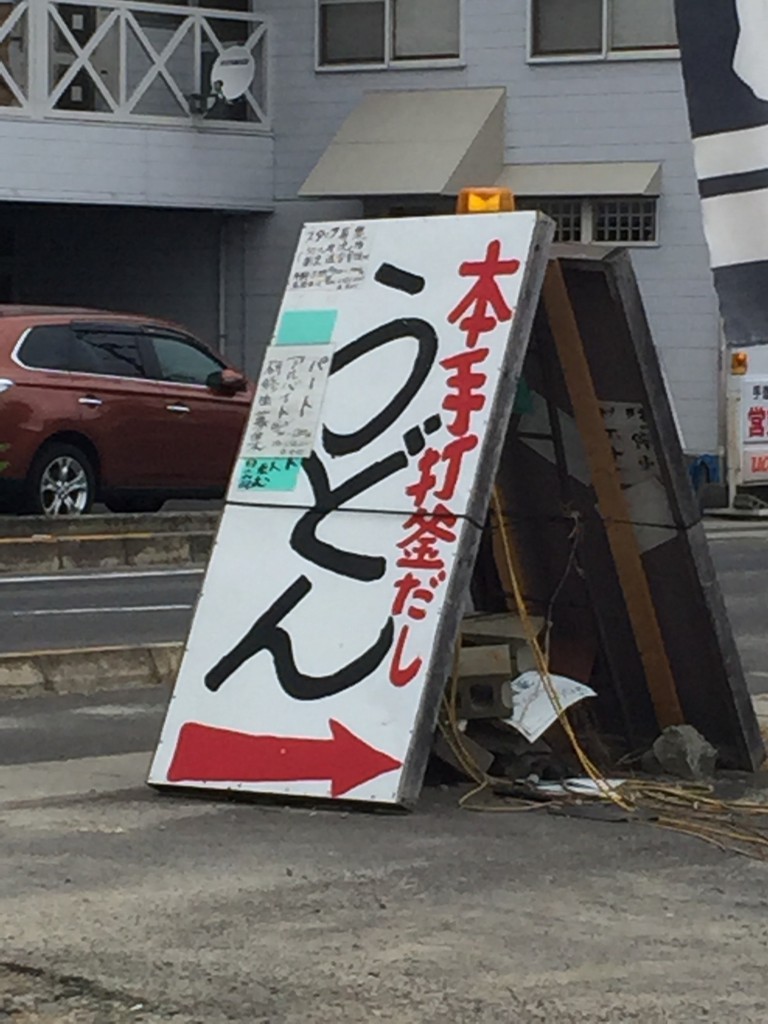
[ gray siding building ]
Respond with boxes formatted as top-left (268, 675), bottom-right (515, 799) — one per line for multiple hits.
top-left (0, 0), bottom-right (721, 457)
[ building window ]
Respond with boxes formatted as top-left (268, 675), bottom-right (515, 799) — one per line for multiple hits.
top-left (593, 197), bottom-right (657, 243)
top-left (530, 0), bottom-right (677, 59)
top-left (518, 196), bottom-right (658, 245)
top-left (525, 199), bottom-right (583, 242)
top-left (318, 0), bottom-right (461, 67)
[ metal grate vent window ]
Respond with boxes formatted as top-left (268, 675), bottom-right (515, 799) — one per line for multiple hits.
top-left (593, 197), bottom-right (657, 244)
top-left (518, 198), bottom-right (583, 243)
top-left (518, 196), bottom-right (658, 246)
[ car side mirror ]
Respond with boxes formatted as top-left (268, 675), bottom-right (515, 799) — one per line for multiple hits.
top-left (207, 368), bottom-right (247, 394)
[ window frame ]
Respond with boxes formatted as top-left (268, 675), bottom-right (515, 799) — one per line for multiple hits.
top-left (15, 324), bottom-right (80, 373)
top-left (142, 330), bottom-right (227, 389)
top-left (70, 326), bottom-right (150, 380)
top-left (517, 195), bottom-right (660, 247)
top-left (315, 0), bottom-right (464, 72)
top-left (527, 0), bottom-right (679, 64)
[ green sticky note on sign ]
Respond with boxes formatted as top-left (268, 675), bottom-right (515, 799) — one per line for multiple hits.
top-left (276, 309), bottom-right (338, 346)
top-left (238, 457), bottom-right (302, 492)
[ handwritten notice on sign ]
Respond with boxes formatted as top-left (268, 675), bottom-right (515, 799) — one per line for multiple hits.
top-left (148, 212), bottom-right (552, 807)
top-left (289, 224), bottom-right (371, 292)
top-left (241, 345), bottom-right (332, 460)
top-left (600, 402), bottom-right (657, 485)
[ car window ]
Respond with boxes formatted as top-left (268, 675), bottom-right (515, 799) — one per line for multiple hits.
top-left (148, 334), bottom-right (224, 386)
top-left (71, 330), bottom-right (146, 378)
top-left (17, 325), bottom-right (76, 371)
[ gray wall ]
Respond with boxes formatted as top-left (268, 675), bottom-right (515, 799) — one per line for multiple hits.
top-left (6, 204), bottom-right (225, 350)
top-left (252, 0), bottom-right (720, 454)
top-left (0, 118), bottom-right (274, 212)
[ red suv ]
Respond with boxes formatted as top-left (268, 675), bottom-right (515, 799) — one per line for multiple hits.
top-left (0, 307), bottom-right (252, 515)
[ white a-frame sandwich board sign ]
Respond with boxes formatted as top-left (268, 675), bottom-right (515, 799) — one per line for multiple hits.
top-left (148, 211), bottom-right (552, 807)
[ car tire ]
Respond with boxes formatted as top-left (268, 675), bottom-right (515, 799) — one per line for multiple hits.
top-left (25, 442), bottom-right (96, 517)
top-left (105, 495), bottom-right (166, 514)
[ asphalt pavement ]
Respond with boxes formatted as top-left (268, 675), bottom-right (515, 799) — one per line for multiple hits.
top-left (707, 524), bottom-right (768, 694)
top-left (0, 686), bottom-right (167, 766)
top-left (0, 518), bottom-right (766, 688)
top-left (0, 521), bottom-right (767, 1022)
top-left (0, 567), bottom-right (202, 652)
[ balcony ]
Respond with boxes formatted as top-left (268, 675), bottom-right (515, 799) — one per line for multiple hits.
top-left (0, 0), bottom-right (269, 129)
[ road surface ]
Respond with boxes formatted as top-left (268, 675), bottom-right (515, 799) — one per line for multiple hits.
top-left (0, 520), bottom-right (766, 689)
top-left (0, 568), bottom-right (202, 652)
top-left (0, 523), bottom-right (767, 1022)
top-left (1, 691), bottom-right (767, 1024)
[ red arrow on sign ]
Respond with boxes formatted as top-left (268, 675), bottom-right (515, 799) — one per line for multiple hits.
top-left (167, 720), bottom-right (402, 798)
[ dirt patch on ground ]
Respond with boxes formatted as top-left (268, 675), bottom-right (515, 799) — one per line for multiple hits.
top-left (0, 964), bottom-right (162, 1024)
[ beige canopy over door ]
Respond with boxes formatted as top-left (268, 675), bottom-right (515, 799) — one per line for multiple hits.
top-left (300, 87), bottom-right (506, 198)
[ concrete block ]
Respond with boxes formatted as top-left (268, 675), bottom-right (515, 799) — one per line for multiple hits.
top-left (0, 657), bottom-right (46, 697)
top-left (458, 644), bottom-right (512, 679)
top-left (43, 647), bottom-right (159, 695)
top-left (0, 538), bottom-right (61, 573)
top-left (0, 510), bottom-right (219, 538)
top-left (57, 537), bottom-right (127, 570)
top-left (515, 645), bottom-right (538, 674)
top-left (124, 534), bottom-right (193, 567)
top-left (150, 644), bottom-right (183, 684)
top-left (189, 533), bottom-right (214, 563)
top-left (455, 678), bottom-right (513, 720)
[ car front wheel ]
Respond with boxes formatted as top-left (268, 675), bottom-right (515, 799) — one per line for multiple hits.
top-left (26, 443), bottom-right (96, 517)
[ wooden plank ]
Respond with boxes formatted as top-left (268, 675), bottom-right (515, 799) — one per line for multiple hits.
top-left (461, 612), bottom-right (544, 644)
top-left (542, 259), bottom-right (684, 728)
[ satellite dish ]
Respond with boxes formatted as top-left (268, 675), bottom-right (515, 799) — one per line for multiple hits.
top-left (210, 46), bottom-right (255, 102)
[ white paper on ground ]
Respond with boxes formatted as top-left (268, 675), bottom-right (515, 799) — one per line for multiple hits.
top-left (531, 778), bottom-right (627, 797)
top-left (504, 670), bottom-right (596, 743)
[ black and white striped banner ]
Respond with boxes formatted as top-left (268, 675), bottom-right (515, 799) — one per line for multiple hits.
top-left (675, 0), bottom-right (768, 345)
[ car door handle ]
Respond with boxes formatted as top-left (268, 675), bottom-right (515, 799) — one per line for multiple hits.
top-left (166, 404), bottom-right (190, 414)
top-left (78, 395), bottom-right (103, 407)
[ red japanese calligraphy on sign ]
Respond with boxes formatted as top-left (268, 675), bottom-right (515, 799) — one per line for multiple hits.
top-left (747, 405), bottom-right (768, 439)
top-left (388, 239), bottom-right (521, 687)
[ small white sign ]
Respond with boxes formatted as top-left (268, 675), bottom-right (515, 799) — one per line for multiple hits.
top-left (505, 670), bottom-right (596, 743)
top-left (241, 345), bottom-right (332, 460)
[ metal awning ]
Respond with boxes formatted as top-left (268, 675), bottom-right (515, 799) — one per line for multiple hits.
top-left (299, 88), bottom-right (505, 198)
top-left (497, 162), bottom-right (662, 197)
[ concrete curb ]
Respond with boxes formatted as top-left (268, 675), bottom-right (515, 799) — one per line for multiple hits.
top-left (0, 531), bottom-right (213, 572)
top-left (0, 642), bottom-right (182, 698)
top-left (0, 510), bottom-right (220, 537)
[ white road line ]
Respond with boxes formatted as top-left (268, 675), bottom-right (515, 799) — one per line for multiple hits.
top-left (0, 605), bottom-right (193, 617)
top-left (0, 568), bottom-right (204, 585)
top-left (706, 531), bottom-right (768, 540)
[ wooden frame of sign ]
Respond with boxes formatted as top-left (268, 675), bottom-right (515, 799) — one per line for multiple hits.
top-left (489, 248), bottom-right (763, 771)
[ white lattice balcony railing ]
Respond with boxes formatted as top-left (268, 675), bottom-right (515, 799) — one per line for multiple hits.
top-left (0, 0), bottom-right (269, 127)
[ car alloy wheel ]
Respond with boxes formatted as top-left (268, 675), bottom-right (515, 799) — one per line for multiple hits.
top-left (36, 451), bottom-right (93, 516)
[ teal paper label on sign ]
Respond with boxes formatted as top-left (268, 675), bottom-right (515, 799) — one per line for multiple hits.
top-left (276, 309), bottom-right (338, 346)
top-left (237, 457), bottom-right (302, 492)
